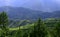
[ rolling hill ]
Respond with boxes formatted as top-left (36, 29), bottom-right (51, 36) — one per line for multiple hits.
top-left (0, 6), bottom-right (60, 20)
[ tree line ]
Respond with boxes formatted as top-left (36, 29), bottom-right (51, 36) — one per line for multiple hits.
top-left (0, 12), bottom-right (60, 37)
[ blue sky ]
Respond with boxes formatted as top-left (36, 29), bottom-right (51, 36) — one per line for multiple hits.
top-left (0, 0), bottom-right (60, 7)
top-left (0, 0), bottom-right (29, 6)
top-left (0, 0), bottom-right (60, 12)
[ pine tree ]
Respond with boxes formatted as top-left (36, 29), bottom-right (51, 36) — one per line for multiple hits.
top-left (0, 12), bottom-right (8, 28)
top-left (30, 18), bottom-right (47, 37)
top-left (0, 12), bottom-right (9, 37)
top-left (55, 21), bottom-right (60, 37)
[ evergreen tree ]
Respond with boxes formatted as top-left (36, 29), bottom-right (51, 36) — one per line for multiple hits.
top-left (0, 12), bottom-right (9, 37)
top-left (55, 21), bottom-right (60, 37)
top-left (30, 18), bottom-right (47, 37)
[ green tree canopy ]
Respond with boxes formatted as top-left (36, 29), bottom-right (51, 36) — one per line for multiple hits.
top-left (0, 12), bottom-right (9, 28)
top-left (0, 12), bottom-right (9, 37)
top-left (30, 18), bottom-right (47, 37)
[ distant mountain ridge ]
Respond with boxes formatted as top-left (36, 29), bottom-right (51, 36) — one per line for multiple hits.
top-left (0, 6), bottom-right (60, 20)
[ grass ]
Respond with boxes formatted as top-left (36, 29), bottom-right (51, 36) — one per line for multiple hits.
top-left (9, 23), bottom-right (34, 31)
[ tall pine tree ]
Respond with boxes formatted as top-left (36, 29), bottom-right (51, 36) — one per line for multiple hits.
top-left (30, 18), bottom-right (47, 37)
top-left (0, 12), bottom-right (9, 37)
top-left (0, 12), bottom-right (8, 29)
top-left (55, 20), bottom-right (60, 37)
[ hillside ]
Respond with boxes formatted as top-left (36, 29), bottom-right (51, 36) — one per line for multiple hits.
top-left (0, 6), bottom-right (60, 20)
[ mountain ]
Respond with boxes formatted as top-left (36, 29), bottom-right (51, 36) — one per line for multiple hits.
top-left (22, 0), bottom-right (60, 12)
top-left (0, 0), bottom-right (60, 12)
top-left (0, 6), bottom-right (60, 20)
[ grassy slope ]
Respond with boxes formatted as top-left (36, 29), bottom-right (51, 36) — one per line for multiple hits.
top-left (9, 23), bottom-right (34, 31)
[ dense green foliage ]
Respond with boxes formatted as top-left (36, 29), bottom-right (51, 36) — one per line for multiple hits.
top-left (29, 18), bottom-right (47, 37)
top-left (0, 12), bottom-right (60, 37)
top-left (0, 12), bottom-right (9, 37)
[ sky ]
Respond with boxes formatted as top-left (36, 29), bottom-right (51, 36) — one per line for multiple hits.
top-left (0, 0), bottom-right (60, 7)
top-left (0, 0), bottom-right (60, 12)
top-left (0, 0), bottom-right (29, 6)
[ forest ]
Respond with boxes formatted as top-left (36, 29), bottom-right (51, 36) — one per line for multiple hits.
top-left (0, 12), bottom-right (60, 37)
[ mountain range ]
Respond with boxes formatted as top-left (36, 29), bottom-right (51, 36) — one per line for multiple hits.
top-left (0, 6), bottom-right (60, 20)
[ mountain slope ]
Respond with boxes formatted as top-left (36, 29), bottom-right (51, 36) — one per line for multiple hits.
top-left (0, 6), bottom-right (60, 20)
